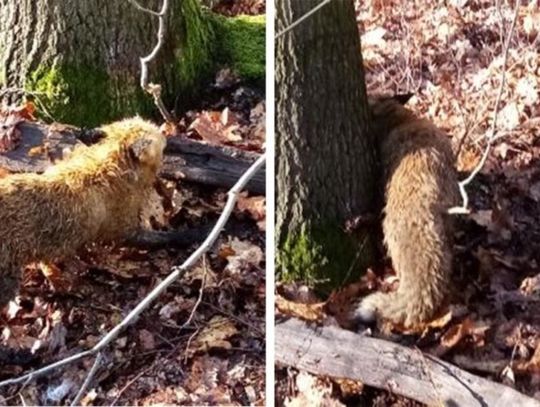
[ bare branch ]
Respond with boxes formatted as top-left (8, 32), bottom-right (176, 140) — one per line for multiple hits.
top-left (176, 256), bottom-right (208, 332)
top-left (0, 154), bottom-right (266, 389)
top-left (126, 0), bottom-right (162, 16)
top-left (449, 0), bottom-right (520, 214)
top-left (275, 0), bottom-right (333, 39)
top-left (70, 352), bottom-right (103, 406)
top-left (128, 0), bottom-right (174, 122)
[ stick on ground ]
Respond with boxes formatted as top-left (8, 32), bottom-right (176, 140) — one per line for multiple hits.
top-left (275, 318), bottom-right (540, 407)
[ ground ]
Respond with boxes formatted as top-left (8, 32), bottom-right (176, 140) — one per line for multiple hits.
top-left (277, 0), bottom-right (540, 405)
top-left (0, 71), bottom-right (265, 406)
top-left (0, 1), bottom-right (266, 404)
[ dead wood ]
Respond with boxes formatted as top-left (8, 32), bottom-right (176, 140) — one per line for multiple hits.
top-left (275, 317), bottom-right (540, 407)
top-left (0, 121), bottom-right (265, 194)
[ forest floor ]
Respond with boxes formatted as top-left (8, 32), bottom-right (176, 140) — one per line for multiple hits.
top-left (0, 1), bottom-right (266, 406)
top-left (277, 0), bottom-right (540, 406)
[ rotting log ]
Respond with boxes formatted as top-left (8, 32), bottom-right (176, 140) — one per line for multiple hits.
top-left (275, 318), bottom-right (540, 407)
top-left (163, 137), bottom-right (265, 194)
top-left (0, 121), bottom-right (265, 194)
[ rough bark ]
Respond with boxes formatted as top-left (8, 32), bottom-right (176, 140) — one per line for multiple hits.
top-left (276, 318), bottom-right (540, 407)
top-left (0, 0), bottom-right (265, 127)
top-left (275, 0), bottom-right (377, 290)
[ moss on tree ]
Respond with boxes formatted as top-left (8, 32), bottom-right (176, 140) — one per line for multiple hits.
top-left (211, 14), bottom-right (266, 82)
top-left (18, 0), bottom-right (264, 126)
top-left (278, 223), bottom-right (373, 293)
top-left (176, 0), bottom-right (217, 98)
top-left (25, 64), bottom-right (152, 127)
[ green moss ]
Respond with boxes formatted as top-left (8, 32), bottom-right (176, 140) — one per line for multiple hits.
top-left (25, 64), bottom-right (151, 127)
top-left (175, 0), bottom-right (217, 98)
top-left (278, 223), bottom-right (373, 293)
top-left (211, 14), bottom-right (265, 82)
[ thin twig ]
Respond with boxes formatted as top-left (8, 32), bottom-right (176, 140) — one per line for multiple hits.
top-left (126, 0), bottom-right (163, 16)
top-left (275, 0), bottom-right (333, 39)
top-left (0, 154), bottom-right (266, 389)
top-left (70, 352), bottom-right (104, 406)
top-left (129, 0), bottom-right (174, 122)
top-left (176, 256), bottom-right (208, 332)
top-left (110, 364), bottom-right (153, 406)
top-left (183, 328), bottom-right (201, 364)
top-left (448, 0), bottom-right (519, 215)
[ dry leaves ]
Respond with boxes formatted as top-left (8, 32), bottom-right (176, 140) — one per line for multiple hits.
top-left (189, 316), bottom-right (239, 355)
top-left (188, 109), bottom-right (243, 145)
top-left (237, 192), bottom-right (266, 230)
top-left (0, 101), bottom-right (36, 152)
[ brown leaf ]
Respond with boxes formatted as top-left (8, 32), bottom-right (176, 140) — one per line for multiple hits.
top-left (275, 294), bottom-right (325, 322)
top-left (440, 318), bottom-right (490, 349)
top-left (0, 101), bottom-right (37, 153)
top-left (441, 318), bottom-right (475, 349)
top-left (224, 238), bottom-right (263, 274)
top-left (39, 262), bottom-right (74, 293)
top-left (237, 192), bottom-right (266, 230)
top-left (190, 316), bottom-right (238, 355)
top-left (515, 343), bottom-right (540, 374)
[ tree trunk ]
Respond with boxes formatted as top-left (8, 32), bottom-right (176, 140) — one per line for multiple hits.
top-left (276, 0), bottom-right (377, 290)
top-left (0, 0), bottom-right (265, 127)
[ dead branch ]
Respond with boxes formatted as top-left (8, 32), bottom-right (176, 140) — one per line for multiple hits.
top-left (129, 0), bottom-right (174, 122)
top-left (275, 0), bottom-right (333, 39)
top-left (449, 0), bottom-right (520, 214)
top-left (0, 121), bottom-right (265, 194)
top-left (276, 318), bottom-right (540, 407)
top-left (164, 137), bottom-right (265, 194)
top-left (70, 352), bottom-right (103, 407)
top-left (0, 154), bottom-right (266, 393)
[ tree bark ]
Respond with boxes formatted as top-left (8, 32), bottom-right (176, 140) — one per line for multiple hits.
top-left (276, 318), bottom-right (540, 407)
top-left (275, 0), bottom-right (377, 290)
top-left (0, 0), bottom-right (265, 127)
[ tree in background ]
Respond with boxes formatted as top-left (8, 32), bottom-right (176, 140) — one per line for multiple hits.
top-left (0, 0), bottom-right (264, 126)
top-left (276, 0), bottom-right (378, 291)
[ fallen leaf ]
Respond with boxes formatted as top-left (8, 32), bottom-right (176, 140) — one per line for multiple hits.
top-left (441, 318), bottom-right (475, 349)
top-left (190, 316), bottom-right (238, 355)
top-left (275, 294), bottom-right (325, 322)
top-left (237, 192), bottom-right (266, 230)
top-left (224, 238), bottom-right (263, 274)
top-left (28, 145), bottom-right (47, 157)
top-left (286, 372), bottom-right (344, 407)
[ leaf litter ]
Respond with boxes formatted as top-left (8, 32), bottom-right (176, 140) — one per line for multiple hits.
top-left (278, 0), bottom-right (540, 405)
top-left (0, 47), bottom-right (265, 406)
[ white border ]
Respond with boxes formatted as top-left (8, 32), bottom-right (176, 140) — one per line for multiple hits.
top-left (265, 0), bottom-right (276, 405)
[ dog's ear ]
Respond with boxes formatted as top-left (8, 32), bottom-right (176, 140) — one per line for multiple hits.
top-left (127, 138), bottom-right (153, 163)
top-left (392, 93), bottom-right (414, 105)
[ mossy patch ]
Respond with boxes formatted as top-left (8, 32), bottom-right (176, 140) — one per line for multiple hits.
top-left (211, 14), bottom-right (265, 82)
top-left (278, 223), bottom-right (373, 294)
top-left (175, 0), bottom-right (217, 100)
top-left (25, 64), bottom-right (152, 127)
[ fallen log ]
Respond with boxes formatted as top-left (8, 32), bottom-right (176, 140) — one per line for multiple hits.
top-left (164, 137), bottom-right (265, 194)
top-left (0, 121), bottom-right (265, 194)
top-left (275, 318), bottom-right (540, 407)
